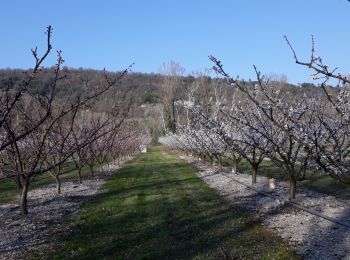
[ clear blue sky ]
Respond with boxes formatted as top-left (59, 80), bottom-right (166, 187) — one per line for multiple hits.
top-left (0, 0), bottom-right (349, 84)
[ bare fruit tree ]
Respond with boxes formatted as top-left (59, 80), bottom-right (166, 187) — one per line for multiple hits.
top-left (0, 26), bottom-right (132, 215)
top-left (285, 36), bottom-right (350, 184)
top-left (0, 26), bottom-right (53, 152)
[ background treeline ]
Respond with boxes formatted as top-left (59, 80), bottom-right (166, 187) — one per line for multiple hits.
top-left (0, 67), bottom-right (326, 139)
top-left (0, 67), bottom-right (324, 108)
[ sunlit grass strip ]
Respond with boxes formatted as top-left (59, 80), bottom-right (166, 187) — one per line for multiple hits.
top-left (50, 146), bottom-right (299, 259)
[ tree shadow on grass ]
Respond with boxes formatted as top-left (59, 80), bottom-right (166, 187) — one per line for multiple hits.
top-left (50, 156), bottom-right (298, 259)
top-left (55, 196), bottom-right (273, 259)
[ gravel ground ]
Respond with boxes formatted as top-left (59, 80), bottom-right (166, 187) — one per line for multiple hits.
top-left (2, 153), bottom-right (349, 259)
top-left (0, 158), bottom-right (133, 260)
top-left (180, 155), bottom-right (350, 260)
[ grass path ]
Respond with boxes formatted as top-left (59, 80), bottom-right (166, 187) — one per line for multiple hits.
top-left (50, 146), bottom-right (299, 259)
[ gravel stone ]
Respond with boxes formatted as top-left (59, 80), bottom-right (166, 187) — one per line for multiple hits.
top-left (180, 155), bottom-right (350, 260)
top-left (0, 158), bottom-right (132, 260)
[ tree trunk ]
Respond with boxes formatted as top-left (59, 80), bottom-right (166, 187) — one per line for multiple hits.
top-left (78, 167), bottom-right (82, 184)
top-left (20, 178), bottom-right (29, 215)
top-left (89, 165), bottom-right (94, 177)
top-left (252, 166), bottom-right (258, 184)
top-left (55, 175), bottom-right (61, 194)
top-left (289, 177), bottom-right (297, 200)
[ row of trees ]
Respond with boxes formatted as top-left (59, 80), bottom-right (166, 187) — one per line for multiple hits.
top-left (160, 38), bottom-right (350, 200)
top-left (0, 26), bottom-right (150, 215)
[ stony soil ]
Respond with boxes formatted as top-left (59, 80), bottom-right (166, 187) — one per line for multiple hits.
top-left (1, 153), bottom-right (349, 260)
top-left (0, 158), bottom-right (132, 260)
top-left (180, 155), bottom-right (350, 260)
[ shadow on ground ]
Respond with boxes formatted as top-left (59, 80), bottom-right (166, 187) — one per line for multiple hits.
top-left (49, 147), bottom-right (298, 260)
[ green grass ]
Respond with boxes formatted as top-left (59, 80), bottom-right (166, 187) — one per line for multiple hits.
top-left (301, 174), bottom-right (350, 200)
top-left (49, 146), bottom-right (299, 260)
top-left (0, 162), bottom-right (93, 205)
top-left (223, 158), bottom-right (350, 200)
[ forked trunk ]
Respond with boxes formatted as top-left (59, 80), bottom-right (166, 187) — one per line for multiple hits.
top-left (20, 178), bottom-right (29, 215)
